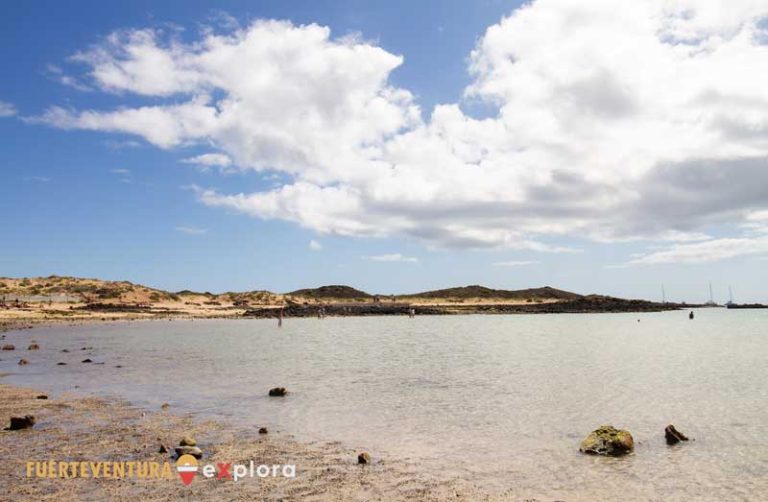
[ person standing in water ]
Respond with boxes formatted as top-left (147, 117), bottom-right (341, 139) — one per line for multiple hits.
top-left (689, 311), bottom-right (694, 320)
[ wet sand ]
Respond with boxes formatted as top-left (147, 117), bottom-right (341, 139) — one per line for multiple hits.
top-left (0, 382), bottom-right (513, 501)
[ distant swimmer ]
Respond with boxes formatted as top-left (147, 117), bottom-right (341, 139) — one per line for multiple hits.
top-left (689, 311), bottom-right (694, 320)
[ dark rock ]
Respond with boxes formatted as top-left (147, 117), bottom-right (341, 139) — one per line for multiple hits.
top-left (174, 446), bottom-right (203, 459)
top-left (28, 343), bottom-right (40, 350)
top-left (258, 427), bottom-right (268, 434)
top-left (57, 362), bottom-right (67, 366)
top-left (8, 415), bottom-right (36, 430)
top-left (36, 395), bottom-right (48, 400)
top-left (115, 365), bottom-right (123, 368)
top-left (2, 344), bottom-right (15, 351)
top-left (580, 425), bottom-right (634, 456)
top-left (158, 444), bottom-right (169, 454)
top-left (61, 349), bottom-right (70, 353)
top-left (268, 387), bottom-right (287, 397)
top-left (161, 403), bottom-right (170, 410)
top-left (18, 358), bottom-right (28, 365)
top-left (357, 452), bottom-right (371, 464)
top-left (81, 358), bottom-right (93, 363)
top-left (665, 424), bottom-right (689, 445)
top-left (179, 436), bottom-right (196, 446)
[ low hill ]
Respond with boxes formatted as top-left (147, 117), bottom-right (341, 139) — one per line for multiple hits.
top-left (0, 276), bottom-right (177, 303)
top-left (399, 285), bottom-right (582, 301)
top-left (287, 285), bottom-right (371, 300)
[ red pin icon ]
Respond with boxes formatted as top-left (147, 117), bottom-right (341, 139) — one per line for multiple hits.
top-left (176, 454), bottom-right (198, 485)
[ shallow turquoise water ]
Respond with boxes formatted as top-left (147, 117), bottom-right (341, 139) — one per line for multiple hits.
top-left (2, 309), bottom-right (767, 500)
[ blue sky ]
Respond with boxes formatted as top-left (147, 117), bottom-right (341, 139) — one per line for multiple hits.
top-left (1, 0), bottom-right (767, 302)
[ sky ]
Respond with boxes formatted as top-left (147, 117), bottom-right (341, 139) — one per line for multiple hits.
top-left (1, 0), bottom-right (768, 302)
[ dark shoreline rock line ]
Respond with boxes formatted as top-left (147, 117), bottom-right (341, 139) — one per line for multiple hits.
top-left (244, 298), bottom-right (687, 318)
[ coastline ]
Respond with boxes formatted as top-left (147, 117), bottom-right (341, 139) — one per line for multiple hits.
top-left (0, 380), bottom-right (490, 501)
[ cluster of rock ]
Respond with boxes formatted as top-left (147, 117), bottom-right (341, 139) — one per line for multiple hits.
top-left (173, 436), bottom-right (203, 459)
top-left (579, 424), bottom-right (691, 456)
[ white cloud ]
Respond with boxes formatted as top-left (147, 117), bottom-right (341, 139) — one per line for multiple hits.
top-left (175, 225), bottom-right (207, 235)
top-left (0, 101), bottom-right (17, 117)
top-left (367, 253), bottom-right (419, 263)
top-left (309, 239), bottom-right (322, 251)
top-left (628, 235), bottom-right (768, 264)
top-left (180, 153), bottom-right (232, 170)
top-left (493, 260), bottom-right (540, 267)
top-left (33, 3), bottom-right (768, 251)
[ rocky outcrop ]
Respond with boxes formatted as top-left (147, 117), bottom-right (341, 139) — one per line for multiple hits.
top-left (580, 425), bottom-right (634, 456)
top-left (665, 424), bottom-right (689, 445)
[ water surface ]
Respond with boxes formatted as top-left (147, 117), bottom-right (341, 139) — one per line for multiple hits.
top-left (2, 309), bottom-right (767, 500)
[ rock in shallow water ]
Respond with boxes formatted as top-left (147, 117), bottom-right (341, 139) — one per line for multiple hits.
top-left (268, 387), bottom-right (287, 397)
top-left (18, 358), bottom-right (28, 365)
top-left (580, 425), bottom-right (634, 456)
top-left (665, 424), bottom-right (689, 445)
top-left (28, 343), bottom-right (39, 350)
top-left (8, 415), bottom-right (36, 430)
top-left (357, 452), bottom-right (371, 464)
top-left (2, 345), bottom-right (15, 351)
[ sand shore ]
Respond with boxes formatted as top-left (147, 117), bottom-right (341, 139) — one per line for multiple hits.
top-left (0, 380), bottom-right (508, 501)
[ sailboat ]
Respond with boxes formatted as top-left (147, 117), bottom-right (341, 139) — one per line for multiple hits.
top-left (705, 282), bottom-right (717, 307)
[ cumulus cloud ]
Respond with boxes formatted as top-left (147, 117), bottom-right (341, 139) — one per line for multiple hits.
top-left (33, 2), bottom-right (768, 253)
top-left (309, 239), bottom-right (322, 251)
top-left (367, 253), bottom-right (419, 263)
top-left (0, 101), bottom-right (17, 117)
top-left (175, 225), bottom-right (207, 235)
